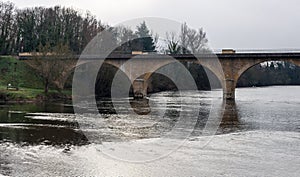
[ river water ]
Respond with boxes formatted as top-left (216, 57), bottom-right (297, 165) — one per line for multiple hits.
top-left (0, 86), bottom-right (299, 176)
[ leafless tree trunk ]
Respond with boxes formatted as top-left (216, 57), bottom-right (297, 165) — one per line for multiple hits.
top-left (179, 22), bottom-right (210, 54)
top-left (26, 42), bottom-right (77, 93)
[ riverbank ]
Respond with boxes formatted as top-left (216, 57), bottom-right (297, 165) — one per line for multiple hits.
top-left (0, 86), bottom-right (71, 103)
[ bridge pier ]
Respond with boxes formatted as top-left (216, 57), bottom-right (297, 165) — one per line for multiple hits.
top-left (131, 77), bottom-right (237, 100)
top-left (223, 79), bottom-right (236, 100)
top-left (132, 79), bottom-right (147, 99)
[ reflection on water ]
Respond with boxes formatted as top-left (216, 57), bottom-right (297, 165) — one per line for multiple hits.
top-left (0, 103), bottom-right (88, 145)
top-left (130, 98), bottom-right (151, 115)
top-left (0, 86), bottom-right (300, 146)
top-left (219, 100), bottom-right (241, 133)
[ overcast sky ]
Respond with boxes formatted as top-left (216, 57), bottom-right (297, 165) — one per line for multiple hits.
top-left (9, 0), bottom-right (300, 50)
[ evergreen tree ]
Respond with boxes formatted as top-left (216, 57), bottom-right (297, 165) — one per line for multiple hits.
top-left (134, 21), bottom-right (156, 52)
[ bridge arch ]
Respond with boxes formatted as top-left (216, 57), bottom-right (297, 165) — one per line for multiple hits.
top-left (236, 59), bottom-right (300, 87)
top-left (94, 62), bottom-right (133, 97)
top-left (144, 61), bottom-right (223, 94)
top-left (102, 57), bottom-right (225, 98)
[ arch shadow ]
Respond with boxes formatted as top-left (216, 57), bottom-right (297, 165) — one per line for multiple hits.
top-left (145, 61), bottom-right (222, 94)
top-left (95, 63), bottom-right (133, 98)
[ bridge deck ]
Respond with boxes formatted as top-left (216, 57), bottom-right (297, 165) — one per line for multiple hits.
top-left (18, 52), bottom-right (300, 60)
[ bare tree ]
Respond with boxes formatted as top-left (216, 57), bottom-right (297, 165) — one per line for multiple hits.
top-left (112, 26), bottom-right (137, 53)
top-left (26, 42), bottom-right (77, 93)
top-left (181, 22), bottom-right (210, 54)
top-left (166, 32), bottom-right (181, 54)
top-left (165, 22), bottom-right (210, 54)
top-left (0, 1), bottom-right (16, 54)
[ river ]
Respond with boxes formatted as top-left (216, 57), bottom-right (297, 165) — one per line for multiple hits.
top-left (0, 86), bottom-right (299, 176)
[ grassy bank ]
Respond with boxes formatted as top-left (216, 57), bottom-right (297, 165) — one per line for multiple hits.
top-left (0, 56), bottom-right (71, 102)
top-left (0, 86), bottom-right (71, 102)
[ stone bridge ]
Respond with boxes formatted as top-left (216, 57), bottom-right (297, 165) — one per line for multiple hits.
top-left (19, 52), bottom-right (300, 100)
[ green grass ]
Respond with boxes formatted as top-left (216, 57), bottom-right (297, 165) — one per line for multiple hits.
top-left (0, 85), bottom-right (71, 100)
top-left (0, 56), bottom-right (44, 88)
top-left (0, 56), bottom-right (72, 101)
top-left (0, 86), bottom-right (40, 99)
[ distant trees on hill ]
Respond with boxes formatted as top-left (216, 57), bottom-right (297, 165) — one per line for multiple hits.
top-left (0, 1), bottom-right (159, 55)
top-left (0, 1), bottom-right (105, 55)
top-left (1, 1), bottom-right (211, 55)
top-left (237, 61), bottom-right (300, 87)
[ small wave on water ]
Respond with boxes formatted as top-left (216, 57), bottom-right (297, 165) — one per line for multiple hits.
top-left (25, 113), bottom-right (76, 122)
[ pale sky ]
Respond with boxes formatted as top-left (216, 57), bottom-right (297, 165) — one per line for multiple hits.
top-left (9, 0), bottom-right (300, 50)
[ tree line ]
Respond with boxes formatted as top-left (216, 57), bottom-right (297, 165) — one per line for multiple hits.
top-left (0, 1), bottom-right (212, 55)
top-left (0, 1), bottom-right (104, 55)
top-left (237, 61), bottom-right (300, 87)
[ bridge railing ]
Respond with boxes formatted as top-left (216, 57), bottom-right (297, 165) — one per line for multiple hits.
top-left (214, 48), bottom-right (300, 54)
